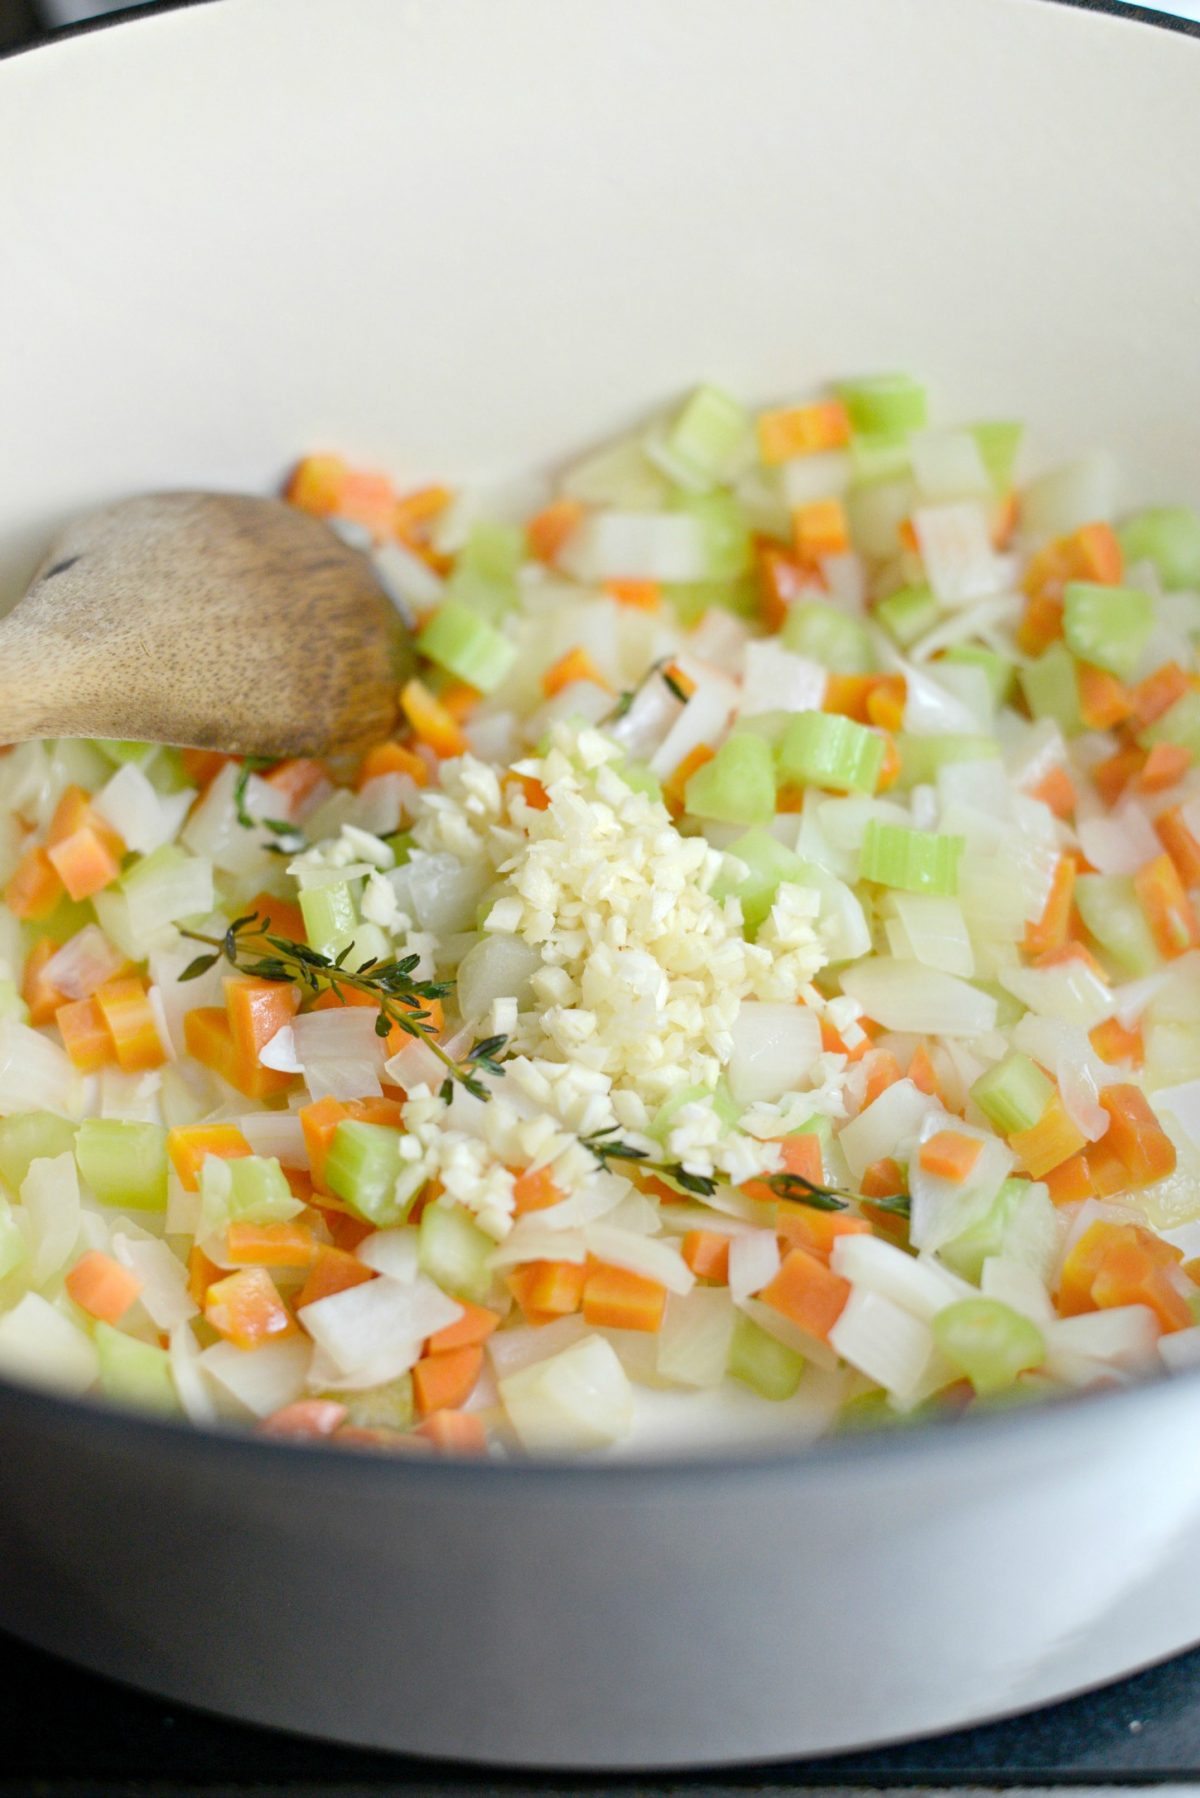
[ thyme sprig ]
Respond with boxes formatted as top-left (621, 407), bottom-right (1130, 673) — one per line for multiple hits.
top-left (179, 913), bottom-right (504, 1101)
top-left (233, 758), bottom-right (308, 856)
top-left (582, 1130), bottom-right (911, 1216)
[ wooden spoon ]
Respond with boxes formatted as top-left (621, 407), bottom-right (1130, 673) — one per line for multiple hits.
top-left (0, 491), bottom-right (414, 757)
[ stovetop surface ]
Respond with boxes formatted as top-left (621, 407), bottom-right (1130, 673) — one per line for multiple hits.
top-left (2, 1626), bottom-right (1199, 1796)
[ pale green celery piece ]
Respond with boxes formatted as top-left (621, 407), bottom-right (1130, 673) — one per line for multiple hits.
top-left (711, 1081), bottom-right (742, 1132)
top-left (385, 831), bottom-right (415, 865)
top-left (615, 760), bottom-right (662, 801)
top-left (0, 1196), bottom-right (27, 1281)
top-left (330, 1374), bottom-right (415, 1432)
top-left (145, 748), bottom-right (192, 796)
top-left (120, 843), bottom-right (213, 934)
top-left (299, 881), bottom-right (358, 958)
top-left (777, 711), bottom-right (884, 796)
top-left (199, 1154), bottom-right (302, 1237)
top-left (931, 1298), bottom-right (1045, 1396)
top-left (938, 1177), bottom-right (1038, 1283)
top-left (76, 1119), bottom-right (168, 1211)
top-left (325, 1121), bottom-right (408, 1226)
top-left (735, 710), bottom-right (792, 749)
top-left (654, 384), bottom-right (749, 490)
top-left (649, 1083), bottom-right (718, 1144)
top-left (444, 526), bottom-right (521, 621)
top-left (968, 421), bottom-right (1023, 492)
top-left (1075, 873), bottom-right (1163, 976)
top-left (670, 493), bottom-right (753, 582)
top-left (1139, 689), bottom-right (1200, 756)
top-left (0, 980), bottom-right (29, 1024)
top-left (32, 896), bottom-right (95, 948)
top-left (666, 577), bottom-right (758, 626)
top-left (859, 820), bottom-right (964, 896)
top-left (782, 602), bottom-right (875, 673)
top-left (970, 1053), bottom-right (1055, 1136)
top-left (416, 601), bottom-right (517, 695)
top-left (684, 733), bottom-right (776, 826)
top-left (1019, 642), bottom-right (1083, 736)
top-left (711, 828), bottom-right (807, 933)
top-left (418, 1203), bottom-right (494, 1304)
top-left (849, 431), bottom-right (911, 486)
top-left (836, 1389), bottom-right (899, 1431)
top-left (1062, 581), bottom-right (1154, 681)
top-left (0, 1113), bottom-right (77, 1196)
top-left (1119, 507), bottom-right (1200, 590)
top-left (94, 1321), bottom-right (180, 1415)
top-left (728, 1312), bottom-right (805, 1400)
top-left (94, 739), bottom-right (155, 766)
top-left (875, 583), bottom-right (940, 648)
top-left (971, 981), bottom-right (1027, 1031)
top-left (892, 733), bottom-right (1000, 792)
top-left (941, 644), bottom-right (1016, 708)
top-left (837, 373), bottom-right (927, 437)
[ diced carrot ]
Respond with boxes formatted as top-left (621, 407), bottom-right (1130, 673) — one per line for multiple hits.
top-left (897, 518), bottom-right (920, 556)
top-left (205, 1266), bottom-right (297, 1349)
top-left (1009, 1089), bottom-right (1089, 1179)
top-left (775, 1202), bottom-right (871, 1259)
top-left (309, 985), bottom-right (380, 1014)
top-left (45, 786), bottom-right (91, 848)
top-left (1043, 1152), bottom-right (1095, 1206)
top-left (22, 937), bottom-right (68, 1026)
top-left (823, 674), bottom-right (876, 721)
top-left (542, 646), bottom-right (612, 699)
top-left (225, 1219), bottom-right (318, 1269)
top-left (507, 1259), bottom-right (587, 1324)
top-left (337, 468), bottom-right (396, 541)
top-left (527, 498), bottom-right (585, 565)
top-left (906, 1044), bottom-right (940, 1097)
top-left (740, 1130), bottom-right (825, 1206)
top-left (393, 484), bottom-right (452, 554)
top-left (1022, 855), bottom-right (1076, 957)
top-left (1023, 521), bottom-right (1122, 605)
top-left (919, 1130), bottom-right (984, 1182)
top-left (180, 747), bottom-right (234, 787)
top-left (186, 1244), bottom-right (223, 1308)
top-left (582, 1262), bottom-right (668, 1333)
top-left (260, 1399), bottom-right (348, 1439)
top-left (244, 890), bottom-right (307, 941)
top-left (356, 740), bottom-right (429, 790)
top-left (183, 1005), bottom-right (293, 1099)
top-left (383, 994), bottom-right (444, 1061)
top-left (95, 977), bottom-right (166, 1073)
top-left (47, 824), bottom-right (122, 903)
top-left (861, 1157), bottom-right (907, 1199)
top-left (511, 773), bottom-right (551, 811)
top-left (1138, 742), bottom-right (1192, 793)
top-left (1059, 1219), bottom-right (1190, 1333)
top-left (1134, 852), bottom-right (1198, 958)
top-left (3, 845), bottom-right (63, 921)
top-left (757, 400), bottom-right (851, 465)
top-left (1185, 1257), bottom-right (1200, 1286)
top-left (604, 578), bottom-right (662, 611)
top-left (1034, 939), bottom-right (1109, 980)
top-left (299, 1095), bottom-right (404, 1189)
top-left (295, 1244), bottom-right (376, 1309)
top-left (224, 975), bottom-right (302, 1067)
top-left (756, 541), bottom-right (822, 633)
top-left (414, 1410), bottom-right (488, 1454)
top-left (991, 490), bottom-right (1019, 550)
top-left (1026, 763), bottom-right (1077, 821)
top-left (874, 729), bottom-right (902, 794)
top-left (262, 758), bottom-right (328, 812)
top-left (167, 1123), bottom-right (254, 1191)
top-left (1098, 1084), bottom-right (1177, 1187)
top-left (1016, 592), bottom-right (1065, 657)
top-left (1156, 805), bottom-right (1200, 888)
top-left (760, 1247), bottom-right (850, 1344)
top-left (818, 1013), bottom-right (873, 1062)
top-left (793, 497), bottom-right (849, 559)
top-left (662, 743), bottom-right (715, 816)
top-left (864, 676), bottom-right (906, 735)
top-left (1093, 745), bottom-right (1146, 808)
top-left (65, 1250), bottom-right (142, 1324)
top-left (427, 1301), bottom-right (502, 1354)
top-left (1083, 1137), bottom-right (1135, 1199)
top-left (437, 677), bottom-right (482, 723)
top-left (681, 1230), bottom-right (731, 1282)
top-left (412, 1345), bottom-right (485, 1417)
top-left (1131, 661), bottom-right (1190, 731)
top-left (399, 678), bottom-right (469, 758)
top-left (56, 996), bottom-right (116, 1073)
top-left (1089, 1017), bottom-right (1144, 1069)
top-left (1076, 662), bottom-right (1133, 731)
top-left (511, 1164), bottom-right (564, 1216)
top-left (863, 1049), bottom-right (903, 1109)
top-left (285, 453), bottom-right (348, 517)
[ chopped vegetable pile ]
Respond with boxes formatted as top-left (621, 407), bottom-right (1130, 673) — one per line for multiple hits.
top-left (3, 373), bottom-right (1200, 1457)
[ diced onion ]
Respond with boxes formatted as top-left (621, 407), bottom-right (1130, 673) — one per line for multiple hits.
top-left (727, 1002), bottom-right (821, 1104)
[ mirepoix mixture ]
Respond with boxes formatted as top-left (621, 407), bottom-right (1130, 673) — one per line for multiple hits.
top-left (1, 372), bottom-right (1199, 1456)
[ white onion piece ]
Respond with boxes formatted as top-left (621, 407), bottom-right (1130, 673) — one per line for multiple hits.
top-left (1056, 1052), bottom-right (1108, 1143)
top-left (0, 1293), bottom-right (98, 1396)
top-left (488, 1227), bottom-right (587, 1270)
top-left (0, 1022), bottom-right (82, 1118)
top-left (884, 894), bottom-right (974, 978)
top-left (726, 1002), bottom-right (821, 1104)
top-left (1077, 801), bottom-right (1162, 876)
top-left (384, 1024), bottom-right (472, 1096)
top-left (238, 1111), bottom-right (308, 1168)
top-left (200, 1337), bottom-right (312, 1418)
top-left (356, 1229), bottom-right (420, 1282)
top-left (838, 1079), bottom-right (937, 1180)
top-left (373, 538), bottom-right (444, 613)
top-left (93, 763), bottom-right (194, 855)
top-left (831, 1233), bottom-right (970, 1321)
top-left (498, 1334), bottom-right (633, 1452)
top-left (42, 925), bottom-right (125, 1001)
top-left (258, 1025), bottom-right (303, 1074)
top-left (560, 511), bottom-right (711, 584)
top-left (1019, 454), bottom-right (1115, 544)
top-left (656, 1288), bottom-right (736, 1389)
top-left (1106, 966), bottom-right (1176, 1030)
top-left (299, 1274), bottom-right (460, 1378)
top-left (293, 1009), bottom-right (386, 1070)
top-left (647, 678), bottom-right (736, 779)
top-left (486, 1314), bottom-right (588, 1379)
top-left (1045, 1306), bottom-right (1161, 1376)
top-left (583, 1225), bottom-right (694, 1295)
top-left (738, 1295), bottom-right (839, 1370)
top-left (901, 661), bottom-right (988, 733)
top-left (912, 501), bottom-right (1002, 605)
top-left (779, 449), bottom-right (850, 508)
top-left (728, 1230), bottom-right (781, 1305)
top-left (828, 1288), bottom-right (937, 1402)
top-left (737, 641), bottom-right (826, 717)
top-left (820, 552), bottom-right (866, 611)
top-left (351, 774), bottom-right (411, 839)
top-left (839, 961), bottom-right (997, 1038)
top-left (980, 1256), bottom-right (1057, 1326)
top-left (390, 852), bottom-right (490, 936)
top-left (1000, 961), bottom-right (1112, 1030)
top-left (1160, 1326), bottom-right (1200, 1372)
top-left (168, 1323), bottom-right (219, 1424)
top-left (910, 430), bottom-right (992, 501)
top-left (112, 1231), bottom-right (197, 1328)
top-left (22, 1153), bottom-right (81, 1284)
top-left (908, 1115), bottom-right (1014, 1255)
top-left (456, 934), bottom-right (542, 1022)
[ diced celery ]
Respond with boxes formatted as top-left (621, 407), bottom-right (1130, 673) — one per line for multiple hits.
top-left (200, 1154), bottom-right (302, 1236)
top-left (1062, 582), bottom-right (1154, 681)
top-left (94, 1321), bottom-right (180, 1414)
top-left (1075, 872), bottom-right (1163, 976)
top-left (145, 747), bottom-right (193, 796)
top-left (970, 1053), bottom-right (1055, 1136)
top-left (418, 1202), bottom-right (494, 1304)
top-left (838, 374), bottom-right (927, 437)
top-left (892, 732), bottom-right (1000, 791)
top-left (650, 384), bottom-right (749, 491)
top-left (325, 1121), bottom-right (407, 1226)
top-left (332, 1374), bottom-right (415, 1432)
top-left (969, 421), bottom-right (1023, 492)
top-left (782, 602), bottom-right (875, 673)
top-left (941, 644), bottom-right (1016, 708)
top-left (299, 881), bottom-right (358, 958)
top-left (859, 820), bottom-right (964, 896)
top-left (1019, 642), bottom-right (1083, 736)
top-left (728, 1311), bottom-right (805, 1400)
top-left (416, 601), bottom-right (517, 695)
top-left (849, 432), bottom-right (911, 486)
top-left (1119, 507), bottom-right (1200, 590)
top-left (684, 733), bottom-right (776, 826)
top-left (75, 1119), bottom-right (168, 1211)
top-left (836, 1389), bottom-right (899, 1431)
top-left (0, 980), bottom-right (29, 1024)
top-left (670, 493), bottom-right (752, 582)
top-left (0, 1113), bottom-right (77, 1195)
top-left (972, 981), bottom-right (1027, 1031)
top-left (1139, 689), bottom-right (1200, 756)
top-left (615, 759), bottom-right (663, 801)
top-left (94, 739), bottom-right (155, 766)
top-left (734, 711), bottom-right (793, 748)
top-left (649, 1082), bottom-right (739, 1146)
top-left (875, 583), bottom-right (939, 648)
top-left (36, 896), bottom-right (95, 947)
top-left (121, 844), bottom-right (214, 938)
top-left (444, 522), bottom-right (524, 622)
top-left (0, 1195), bottom-right (27, 1281)
top-left (777, 711), bottom-right (884, 795)
top-left (667, 578), bottom-right (759, 626)
top-left (712, 828), bottom-right (807, 932)
top-left (931, 1298), bottom-right (1044, 1396)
